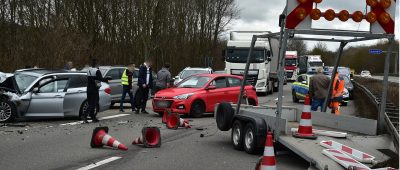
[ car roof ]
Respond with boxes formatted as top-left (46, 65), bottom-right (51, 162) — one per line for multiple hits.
top-left (195, 73), bottom-right (242, 79)
top-left (184, 67), bottom-right (212, 71)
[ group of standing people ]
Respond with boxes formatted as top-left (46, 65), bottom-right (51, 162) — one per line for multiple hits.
top-left (308, 67), bottom-right (345, 115)
top-left (82, 58), bottom-right (171, 123)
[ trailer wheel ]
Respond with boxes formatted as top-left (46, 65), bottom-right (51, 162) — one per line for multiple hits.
top-left (231, 120), bottom-right (244, 150)
top-left (244, 123), bottom-right (260, 154)
top-left (216, 102), bottom-right (234, 131)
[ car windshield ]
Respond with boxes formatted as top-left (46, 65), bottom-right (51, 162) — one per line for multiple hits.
top-left (226, 49), bottom-right (265, 63)
top-left (181, 70), bottom-right (210, 79)
top-left (285, 58), bottom-right (297, 66)
top-left (338, 68), bottom-right (350, 76)
top-left (14, 73), bottom-right (38, 92)
top-left (177, 76), bottom-right (211, 88)
top-left (309, 62), bottom-right (323, 67)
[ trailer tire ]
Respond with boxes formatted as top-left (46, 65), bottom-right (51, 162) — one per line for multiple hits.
top-left (216, 102), bottom-right (234, 131)
top-left (231, 120), bottom-right (244, 150)
top-left (244, 123), bottom-right (261, 154)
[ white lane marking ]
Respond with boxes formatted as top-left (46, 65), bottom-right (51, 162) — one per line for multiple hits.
top-left (76, 156), bottom-right (121, 170)
top-left (60, 114), bottom-right (130, 126)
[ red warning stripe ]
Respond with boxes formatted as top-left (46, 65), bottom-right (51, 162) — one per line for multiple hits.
top-left (333, 155), bottom-right (359, 164)
top-left (342, 145), bottom-right (353, 154)
top-left (286, 1), bottom-right (314, 29)
top-left (261, 156), bottom-right (276, 166)
top-left (371, 2), bottom-right (395, 34)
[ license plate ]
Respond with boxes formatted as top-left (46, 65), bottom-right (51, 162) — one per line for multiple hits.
top-left (156, 101), bottom-right (169, 108)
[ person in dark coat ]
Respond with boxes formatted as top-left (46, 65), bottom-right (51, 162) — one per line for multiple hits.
top-left (84, 59), bottom-right (106, 123)
top-left (135, 59), bottom-right (153, 114)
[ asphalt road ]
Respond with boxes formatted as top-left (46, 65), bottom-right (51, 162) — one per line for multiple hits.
top-left (0, 83), bottom-right (357, 170)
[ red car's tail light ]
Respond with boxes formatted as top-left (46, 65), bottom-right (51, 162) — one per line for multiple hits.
top-left (104, 87), bottom-right (111, 94)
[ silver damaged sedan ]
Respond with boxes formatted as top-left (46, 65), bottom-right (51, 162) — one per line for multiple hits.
top-left (0, 69), bottom-right (111, 122)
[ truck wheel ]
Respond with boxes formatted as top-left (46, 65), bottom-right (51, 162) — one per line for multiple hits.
top-left (267, 80), bottom-right (273, 94)
top-left (292, 90), bottom-right (299, 103)
top-left (216, 102), bottom-right (234, 131)
top-left (272, 80), bottom-right (278, 92)
top-left (231, 120), bottom-right (244, 150)
top-left (190, 100), bottom-right (205, 118)
top-left (0, 98), bottom-right (16, 123)
top-left (244, 123), bottom-right (260, 154)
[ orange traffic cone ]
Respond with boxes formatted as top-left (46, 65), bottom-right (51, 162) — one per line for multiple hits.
top-left (162, 109), bottom-right (171, 124)
top-left (293, 94), bottom-right (317, 139)
top-left (166, 113), bottom-right (191, 129)
top-left (91, 127), bottom-right (128, 151)
top-left (132, 127), bottom-right (161, 148)
top-left (257, 131), bottom-right (276, 170)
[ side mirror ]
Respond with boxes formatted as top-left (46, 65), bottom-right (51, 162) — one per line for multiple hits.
top-left (301, 81), bottom-right (307, 84)
top-left (206, 85), bottom-right (216, 90)
top-left (174, 76), bottom-right (179, 80)
top-left (32, 87), bottom-right (39, 93)
top-left (266, 50), bottom-right (271, 57)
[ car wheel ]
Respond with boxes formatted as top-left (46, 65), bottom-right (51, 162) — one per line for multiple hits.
top-left (79, 100), bottom-right (97, 118)
top-left (216, 102), bottom-right (234, 131)
top-left (248, 99), bottom-right (257, 106)
top-left (231, 120), bottom-right (244, 150)
top-left (244, 123), bottom-right (260, 154)
top-left (292, 90), bottom-right (299, 103)
top-left (190, 100), bottom-right (205, 118)
top-left (0, 99), bottom-right (16, 123)
top-left (267, 81), bottom-right (273, 94)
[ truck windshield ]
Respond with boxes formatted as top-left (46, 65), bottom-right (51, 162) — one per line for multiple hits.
top-left (309, 62), bottom-right (323, 67)
top-left (285, 59), bottom-right (297, 66)
top-left (226, 49), bottom-right (265, 63)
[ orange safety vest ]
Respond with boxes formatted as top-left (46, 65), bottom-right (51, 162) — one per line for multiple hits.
top-left (331, 74), bottom-right (345, 98)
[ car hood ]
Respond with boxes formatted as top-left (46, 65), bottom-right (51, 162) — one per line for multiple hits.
top-left (0, 72), bottom-right (18, 93)
top-left (155, 87), bottom-right (202, 98)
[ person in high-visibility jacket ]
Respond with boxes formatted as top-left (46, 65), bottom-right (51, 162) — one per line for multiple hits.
top-left (330, 72), bottom-right (345, 115)
top-left (120, 64), bottom-right (136, 112)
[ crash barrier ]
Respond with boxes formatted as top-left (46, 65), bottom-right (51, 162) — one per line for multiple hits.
top-left (304, 111), bottom-right (377, 136)
top-left (290, 128), bottom-right (347, 138)
top-left (166, 113), bottom-right (191, 129)
top-left (320, 140), bottom-right (375, 163)
top-left (132, 127), bottom-right (161, 148)
top-left (91, 127), bottom-right (128, 151)
top-left (322, 149), bottom-right (370, 170)
top-left (257, 131), bottom-right (277, 170)
top-left (293, 95), bottom-right (317, 139)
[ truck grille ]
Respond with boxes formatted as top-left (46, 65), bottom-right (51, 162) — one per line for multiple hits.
top-left (231, 69), bottom-right (259, 86)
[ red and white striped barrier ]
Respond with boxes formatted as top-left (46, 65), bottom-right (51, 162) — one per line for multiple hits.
top-left (290, 128), bottom-right (347, 138)
top-left (320, 140), bottom-right (375, 163)
top-left (322, 149), bottom-right (370, 170)
top-left (372, 167), bottom-right (396, 170)
top-left (179, 118), bottom-right (191, 128)
top-left (132, 136), bottom-right (143, 145)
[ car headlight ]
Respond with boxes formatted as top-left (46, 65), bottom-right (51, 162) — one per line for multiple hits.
top-left (173, 93), bottom-right (194, 100)
top-left (257, 82), bottom-right (266, 87)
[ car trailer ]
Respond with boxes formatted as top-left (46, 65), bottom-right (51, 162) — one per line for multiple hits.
top-left (215, 1), bottom-right (397, 169)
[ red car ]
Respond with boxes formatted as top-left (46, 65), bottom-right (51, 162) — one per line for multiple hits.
top-left (152, 74), bottom-right (258, 117)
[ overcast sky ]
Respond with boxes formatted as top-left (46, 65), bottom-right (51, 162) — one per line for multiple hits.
top-left (227, 0), bottom-right (399, 51)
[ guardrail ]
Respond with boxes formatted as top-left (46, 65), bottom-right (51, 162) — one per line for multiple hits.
top-left (353, 81), bottom-right (399, 154)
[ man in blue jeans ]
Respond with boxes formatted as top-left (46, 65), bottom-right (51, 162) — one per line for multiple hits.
top-left (120, 64), bottom-right (136, 112)
top-left (309, 67), bottom-right (330, 111)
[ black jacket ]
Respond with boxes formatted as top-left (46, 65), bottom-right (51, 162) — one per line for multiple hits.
top-left (137, 64), bottom-right (153, 88)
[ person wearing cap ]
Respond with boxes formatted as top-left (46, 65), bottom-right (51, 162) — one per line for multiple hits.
top-left (309, 67), bottom-right (330, 111)
top-left (155, 63), bottom-right (171, 93)
top-left (119, 63), bottom-right (136, 112)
